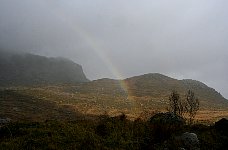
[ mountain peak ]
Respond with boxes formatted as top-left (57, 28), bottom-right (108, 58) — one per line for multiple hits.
top-left (125, 73), bottom-right (177, 83)
top-left (141, 73), bottom-right (175, 79)
top-left (0, 52), bottom-right (89, 86)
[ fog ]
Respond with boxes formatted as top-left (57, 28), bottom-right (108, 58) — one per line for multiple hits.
top-left (0, 0), bottom-right (228, 98)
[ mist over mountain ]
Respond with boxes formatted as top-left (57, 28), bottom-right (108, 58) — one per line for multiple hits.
top-left (0, 50), bottom-right (227, 125)
top-left (1, 1), bottom-right (228, 148)
top-left (0, 50), bottom-right (227, 110)
top-left (0, 51), bottom-right (89, 86)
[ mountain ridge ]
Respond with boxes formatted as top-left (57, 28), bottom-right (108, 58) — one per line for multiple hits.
top-left (0, 51), bottom-right (89, 86)
top-left (84, 73), bottom-right (228, 109)
top-left (0, 53), bottom-right (228, 122)
top-left (126, 73), bottom-right (227, 100)
top-left (0, 52), bottom-right (227, 113)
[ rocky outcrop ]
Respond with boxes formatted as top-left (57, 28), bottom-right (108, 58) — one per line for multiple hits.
top-left (0, 51), bottom-right (89, 86)
top-left (0, 118), bottom-right (11, 124)
top-left (179, 132), bottom-right (200, 150)
top-left (172, 132), bottom-right (200, 150)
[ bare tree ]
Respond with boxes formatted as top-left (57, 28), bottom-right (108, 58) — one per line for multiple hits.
top-left (168, 90), bottom-right (184, 117)
top-left (185, 90), bottom-right (199, 124)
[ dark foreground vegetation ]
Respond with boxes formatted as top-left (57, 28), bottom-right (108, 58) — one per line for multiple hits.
top-left (0, 113), bottom-right (228, 150)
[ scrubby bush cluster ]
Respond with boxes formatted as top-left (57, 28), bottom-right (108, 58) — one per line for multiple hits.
top-left (0, 114), bottom-right (227, 150)
top-left (168, 90), bottom-right (199, 124)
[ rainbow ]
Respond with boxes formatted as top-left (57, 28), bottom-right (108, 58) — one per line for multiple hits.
top-left (42, 2), bottom-right (131, 97)
top-left (72, 24), bottom-right (131, 96)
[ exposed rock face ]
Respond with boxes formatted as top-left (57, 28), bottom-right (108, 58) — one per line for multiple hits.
top-left (0, 51), bottom-right (89, 86)
top-left (0, 118), bottom-right (11, 124)
top-left (180, 132), bottom-right (200, 150)
top-left (173, 132), bottom-right (200, 150)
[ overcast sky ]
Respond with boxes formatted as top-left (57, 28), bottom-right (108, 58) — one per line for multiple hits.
top-left (0, 0), bottom-right (228, 98)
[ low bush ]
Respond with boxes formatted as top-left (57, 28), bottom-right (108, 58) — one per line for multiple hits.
top-left (0, 115), bottom-right (227, 149)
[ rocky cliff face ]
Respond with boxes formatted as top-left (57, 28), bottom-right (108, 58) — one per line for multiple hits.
top-left (0, 51), bottom-right (89, 86)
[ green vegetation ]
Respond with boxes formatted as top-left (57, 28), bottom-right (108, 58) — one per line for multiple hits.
top-left (168, 90), bottom-right (200, 123)
top-left (0, 83), bottom-right (228, 149)
top-left (0, 115), bottom-right (228, 150)
top-left (185, 90), bottom-right (200, 124)
top-left (1, 52), bottom-right (228, 149)
top-left (0, 89), bottom-right (86, 121)
top-left (167, 90), bottom-right (183, 116)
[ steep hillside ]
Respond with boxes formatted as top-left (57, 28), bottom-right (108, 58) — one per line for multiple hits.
top-left (0, 54), bottom-right (227, 121)
top-left (0, 51), bottom-right (89, 86)
top-left (56, 73), bottom-right (228, 111)
top-left (180, 79), bottom-right (227, 107)
top-left (12, 73), bottom-right (226, 113)
top-left (124, 73), bottom-right (228, 109)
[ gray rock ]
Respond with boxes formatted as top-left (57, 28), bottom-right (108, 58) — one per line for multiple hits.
top-left (0, 118), bottom-right (11, 124)
top-left (180, 132), bottom-right (199, 150)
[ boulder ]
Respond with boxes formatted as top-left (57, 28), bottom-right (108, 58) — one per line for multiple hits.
top-left (180, 132), bottom-right (199, 150)
top-left (0, 118), bottom-right (11, 124)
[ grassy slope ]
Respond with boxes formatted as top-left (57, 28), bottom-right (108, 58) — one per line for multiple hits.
top-left (1, 74), bottom-right (227, 122)
top-left (0, 89), bottom-right (87, 122)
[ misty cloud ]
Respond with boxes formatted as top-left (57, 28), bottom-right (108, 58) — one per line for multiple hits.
top-left (0, 0), bottom-right (228, 98)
